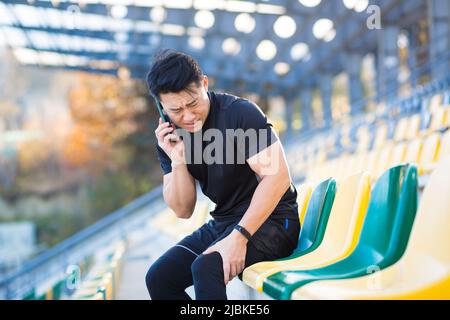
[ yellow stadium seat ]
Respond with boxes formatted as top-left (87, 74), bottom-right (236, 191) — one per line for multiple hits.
top-left (364, 149), bottom-right (379, 174)
top-left (310, 160), bottom-right (332, 183)
top-left (243, 172), bottom-right (371, 292)
top-left (418, 133), bottom-right (440, 174)
top-left (296, 184), bottom-right (313, 225)
top-left (393, 118), bottom-right (409, 142)
top-left (445, 106), bottom-right (450, 127)
top-left (341, 154), bottom-right (357, 180)
top-left (305, 165), bottom-right (319, 184)
top-left (340, 124), bottom-right (352, 149)
top-left (315, 147), bottom-right (327, 164)
top-left (388, 142), bottom-right (407, 167)
top-left (151, 208), bottom-right (178, 230)
top-left (373, 123), bottom-right (388, 149)
top-left (428, 107), bottom-right (449, 132)
top-left (334, 155), bottom-right (351, 181)
top-left (373, 144), bottom-right (394, 178)
top-left (356, 126), bottom-right (371, 152)
top-left (292, 158), bottom-right (450, 300)
top-left (165, 201), bottom-right (210, 240)
top-left (403, 138), bottom-right (423, 164)
top-left (339, 155), bottom-right (352, 178)
top-left (429, 93), bottom-right (443, 112)
top-left (405, 114), bottom-right (421, 140)
top-left (72, 287), bottom-right (106, 300)
top-left (436, 130), bottom-right (450, 162)
top-left (350, 152), bottom-right (366, 175)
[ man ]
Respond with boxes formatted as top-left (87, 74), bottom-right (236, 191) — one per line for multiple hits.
top-left (145, 50), bottom-right (300, 300)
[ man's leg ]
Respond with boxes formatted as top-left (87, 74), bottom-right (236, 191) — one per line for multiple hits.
top-left (191, 237), bottom-right (269, 300)
top-left (191, 251), bottom-right (227, 300)
top-left (145, 221), bottom-right (221, 300)
top-left (191, 216), bottom-right (300, 300)
top-left (145, 245), bottom-right (197, 300)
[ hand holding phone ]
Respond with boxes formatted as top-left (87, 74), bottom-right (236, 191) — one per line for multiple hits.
top-left (152, 95), bottom-right (178, 143)
top-left (155, 118), bottom-right (185, 165)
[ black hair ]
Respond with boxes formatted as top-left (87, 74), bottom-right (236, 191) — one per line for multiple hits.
top-left (146, 49), bottom-right (204, 99)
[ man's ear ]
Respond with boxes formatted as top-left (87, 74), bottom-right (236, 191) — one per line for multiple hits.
top-left (203, 75), bottom-right (209, 91)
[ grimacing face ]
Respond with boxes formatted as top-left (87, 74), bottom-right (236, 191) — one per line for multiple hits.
top-left (159, 75), bottom-right (210, 133)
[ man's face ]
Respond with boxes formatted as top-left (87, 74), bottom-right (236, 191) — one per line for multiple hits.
top-left (159, 75), bottom-right (210, 133)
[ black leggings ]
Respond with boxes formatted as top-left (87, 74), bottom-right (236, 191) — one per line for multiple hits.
top-left (145, 214), bottom-right (300, 300)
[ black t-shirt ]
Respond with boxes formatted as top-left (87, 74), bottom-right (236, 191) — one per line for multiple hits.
top-left (156, 91), bottom-right (298, 221)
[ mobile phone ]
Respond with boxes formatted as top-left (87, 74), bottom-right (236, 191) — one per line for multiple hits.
top-left (152, 95), bottom-right (178, 143)
top-left (152, 95), bottom-right (171, 124)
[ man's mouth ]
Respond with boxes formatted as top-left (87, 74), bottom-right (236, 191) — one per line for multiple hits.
top-left (184, 121), bottom-right (196, 129)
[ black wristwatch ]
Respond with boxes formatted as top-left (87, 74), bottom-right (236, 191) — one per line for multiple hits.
top-left (234, 225), bottom-right (252, 241)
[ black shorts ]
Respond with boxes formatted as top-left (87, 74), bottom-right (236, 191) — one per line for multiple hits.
top-left (174, 209), bottom-right (301, 280)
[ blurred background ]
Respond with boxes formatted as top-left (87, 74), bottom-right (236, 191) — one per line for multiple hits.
top-left (0, 0), bottom-right (449, 300)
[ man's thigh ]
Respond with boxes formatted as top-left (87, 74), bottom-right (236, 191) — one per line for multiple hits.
top-left (174, 219), bottom-right (230, 257)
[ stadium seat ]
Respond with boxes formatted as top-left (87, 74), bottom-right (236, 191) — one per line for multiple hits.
top-left (351, 152), bottom-right (367, 175)
top-left (334, 155), bottom-right (351, 181)
top-left (356, 125), bottom-right (371, 152)
top-left (292, 158), bottom-right (450, 300)
top-left (436, 130), bottom-right (450, 163)
top-left (393, 117), bottom-right (409, 141)
top-left (164, 201), bottom-right (210, 240)
top-left (151, 207), bottom-right (178, 230)
top-left (290, 178), bottom-right (336, 255)
top-left (262, 164), bottom-right (418, 300)
top-left (445, 106), bottom-right (450, 127)
top-left (388, 143), bottom-right (407, 168)
top-left (372, 123), bottom-right (388, 149)
top-left (71, 241), bottom-right (125, 300)
top-left (243, 172), bottom-right (370, 292)
top-left (428, 107), bottom-right (449, 132)
top-left (373, 144), bottom-right (394, 178)
top-left (403, 138), bottom-right (423, 165)
top-left (428, 93), bottom-right (443, 112)
top-left (365, 149), bottom-right (380, 175)
top-left (296, 184), bottom-right (313, 225)
top-left (405, 114), bottom-right (421, 140)
top-left (418, 133), bottom-right (440, 174)
top-left (71, 287), bottom-right (106, 300)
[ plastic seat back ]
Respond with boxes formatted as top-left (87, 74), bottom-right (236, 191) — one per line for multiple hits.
top-left (296, 178), bottom-right (336, 254)
top-left (355, 164), bottom-right (418, 265)
top-left (404, 158), bottom-right (450, 264)
top-left (296, 184), bottom-right (313, 224)
top-left (312, 172), bottom-right (371, 259)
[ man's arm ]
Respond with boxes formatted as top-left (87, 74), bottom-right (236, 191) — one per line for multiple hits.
top-left (204, 139), bottom-right (292, 283)
top-left (238, 139), bottom-right (291, 235)
top-left (155, 119), bottom-right (197, 219)
top-left (163, 164), bottom-right (197, 219)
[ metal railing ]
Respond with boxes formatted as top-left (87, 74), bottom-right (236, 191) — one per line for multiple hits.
top-left (0, 185), bottom-right (164, 299)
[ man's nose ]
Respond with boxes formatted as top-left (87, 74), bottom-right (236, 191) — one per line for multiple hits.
top-left (183, 112), bottom-right (196, 122)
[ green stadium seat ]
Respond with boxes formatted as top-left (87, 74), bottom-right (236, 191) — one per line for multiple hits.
top-left (262, 164), bottom-right (418, 300)
top-left (243, 172), bottom-right (370, 292)
top-left (290, 178), bottom-right (336, 256)
top-left (292, 158), bottom-right (450, 300)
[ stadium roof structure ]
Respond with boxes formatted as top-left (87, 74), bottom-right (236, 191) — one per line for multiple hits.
top-left (0, 0), bottom-right (427, 96)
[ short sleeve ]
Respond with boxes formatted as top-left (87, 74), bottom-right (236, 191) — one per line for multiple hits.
top-left (156, 144), bottom-right (172, 175)
top-left (227, 99), bottom-right (279, 160)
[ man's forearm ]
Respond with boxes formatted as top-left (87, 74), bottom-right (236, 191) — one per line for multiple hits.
top-left (164, 163), bottom-right (196, 218)
top-left (238, 173), bottom-right (291, 236)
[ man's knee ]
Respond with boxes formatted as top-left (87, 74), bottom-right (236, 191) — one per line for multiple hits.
top-left (145, 260), bottom-right (164, 296)
top-left (191, 252), bottom-right (223, 280)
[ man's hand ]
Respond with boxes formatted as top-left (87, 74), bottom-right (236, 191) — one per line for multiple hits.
top-left (155, 117), bottom-right (185, 165)
top-left (203, 229), bottom-right (248, 284)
